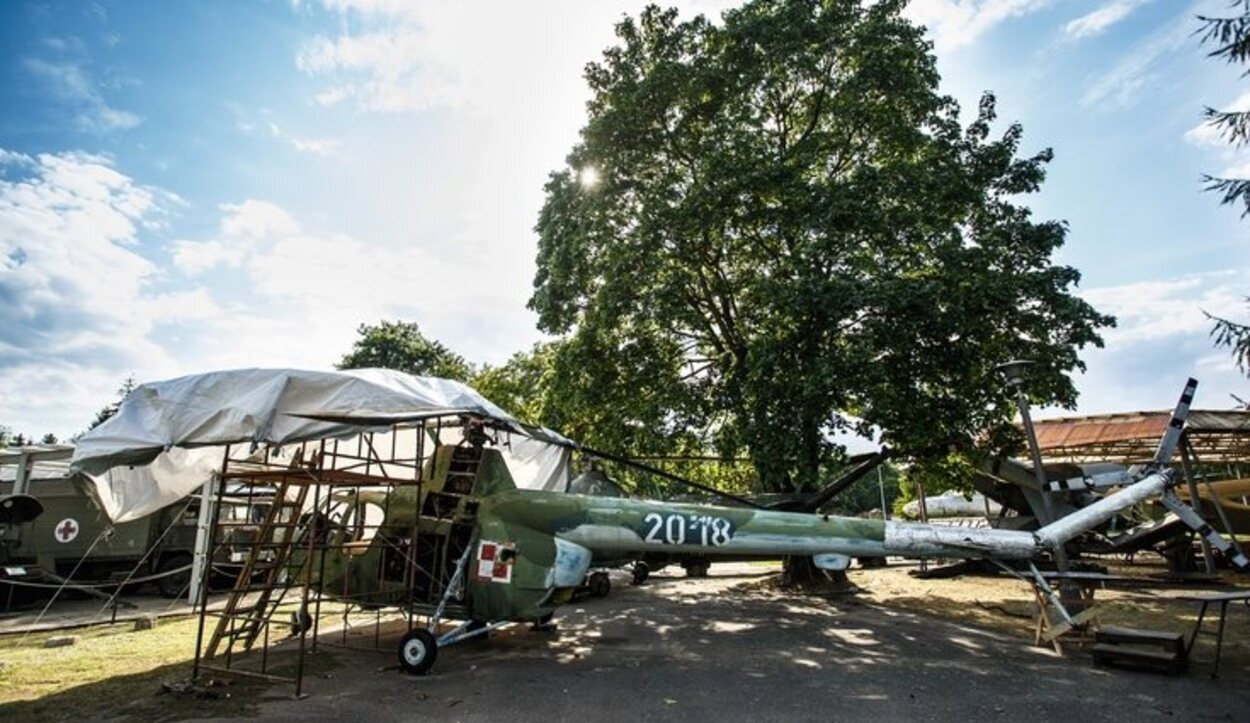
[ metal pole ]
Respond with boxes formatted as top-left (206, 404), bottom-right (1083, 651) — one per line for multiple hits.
top-left (14, 450), bottom-right (31, 496)
top-left (189, 478), bottom-right (215, 606)
top-left (999, 361), bottom-right (1079, 606)
top-left (877, 466), bottom-right (889, 521)
top-left (1014, 385), bottom-right (1058, 523)
top-left (1179, 436), bottom-right (1216, 573)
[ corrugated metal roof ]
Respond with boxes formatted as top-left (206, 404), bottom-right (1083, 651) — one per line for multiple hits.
top-left (1031, 409), bottom-right (1250, 464)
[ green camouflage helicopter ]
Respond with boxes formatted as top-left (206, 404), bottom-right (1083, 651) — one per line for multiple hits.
top-left (293, 379), bottom-right (1232, 675)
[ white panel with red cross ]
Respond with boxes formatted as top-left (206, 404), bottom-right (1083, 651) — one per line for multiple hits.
top-left (475, 540), bottom-right (515, 584)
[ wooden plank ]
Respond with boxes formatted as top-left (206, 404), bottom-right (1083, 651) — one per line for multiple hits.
top-left (1096, 626), bottom-right (1185, 650)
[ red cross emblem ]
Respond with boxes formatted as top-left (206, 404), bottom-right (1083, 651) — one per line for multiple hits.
top-left (55, 518), bottom-right (79, 543)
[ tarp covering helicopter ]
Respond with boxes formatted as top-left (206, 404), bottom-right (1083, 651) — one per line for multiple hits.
top-left (70, 368), bottom-right (1233, 675)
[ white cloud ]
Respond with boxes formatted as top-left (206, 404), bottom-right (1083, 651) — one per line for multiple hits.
top-left (1080, 2), bottom-right (1219, 108)
top-left (171, 200), bottom-right (299, 274)
top-left (904, 0), bottom-right (1051, 52)
top-left (0, 149), bottom-right (216, 435)
top-left (289, 136), bottom-right (341, 156)
top-left (170, 238), bottom-right (246, 274)
top-left (1220, 156), bottom-right (1250, 178)
top-left (1082, 270), bottom-right (1247, 344)
top-left (1063, 1), bottom-right (1142, 40)
top-left (245, 116), bottom-right (343, 156)
top-left (219, 199), bottom-right (300, 239)
top-left (23, 57), bottom-right (141, 132)
top-left (1057, 270), bottom-right (1250, 415)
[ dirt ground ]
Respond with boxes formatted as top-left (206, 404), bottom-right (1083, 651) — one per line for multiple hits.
top-left (2, 561), bottom-right (1248, 722)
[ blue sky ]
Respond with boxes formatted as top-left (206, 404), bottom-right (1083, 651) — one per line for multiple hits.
top-left (0, 0), bottom-right (1247, 439)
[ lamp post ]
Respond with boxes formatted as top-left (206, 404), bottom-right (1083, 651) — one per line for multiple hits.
top-left (995, 360), bottom-right (1053, 514)
top-left (995, 360), bottom-right (1078, 602)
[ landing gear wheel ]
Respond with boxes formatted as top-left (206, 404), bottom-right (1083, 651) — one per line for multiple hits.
top-left (290, 606), bottom-right (313, 636)
top-left (632, 562), bottom-right (650, 585)
top-left (398, 628), bottom-right (438, 675)
top-left (530, 613), bottom-right (558, 632)
top-left (588, 571), bottom-right (611, 598)
top-left (155, 554), bottom-right (192, 599)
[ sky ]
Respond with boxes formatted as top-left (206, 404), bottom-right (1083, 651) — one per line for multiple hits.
top-left (0, 0), bottom-right (1247, 440)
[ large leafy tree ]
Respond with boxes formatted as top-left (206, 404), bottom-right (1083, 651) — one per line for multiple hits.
top-left (1198, 1), bottom-right (1250, 376)
top-left (337, 320), bottom-right (473, 381)
top-left (531, 0), bottom-right (1111, 493)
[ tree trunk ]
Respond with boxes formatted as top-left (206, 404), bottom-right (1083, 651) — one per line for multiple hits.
top-left (781, 555), bottom-right (851, 590)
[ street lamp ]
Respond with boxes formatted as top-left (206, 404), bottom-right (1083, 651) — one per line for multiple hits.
top-left (994, 360), bottom-right (1051, 500)
top-left (995, 359), bottom-right (1079, 600)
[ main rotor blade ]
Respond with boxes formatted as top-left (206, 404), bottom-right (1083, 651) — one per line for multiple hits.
top-left (574, 445), bottom-right (768, 510)
top-left (286, 409), bottom-right (482, 426)
top-left (1152, 377), bottom-right (1198, 467)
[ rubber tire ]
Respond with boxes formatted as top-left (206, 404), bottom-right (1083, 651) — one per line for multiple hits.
top-left (589, 571), bottom-right (611, 598)
top-left (156, 554), bottom-right (192, 599)
top-left (398, 628), bottom-right (438, 675)
top-left (290, 607), bottom-right (313, 637)
top-left (684, 560), bottom-right (709, 578)
top-left (631, 562), bottom-right (650, 585)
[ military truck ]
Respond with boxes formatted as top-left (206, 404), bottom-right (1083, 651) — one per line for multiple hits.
top-left (0, 445), bottom-right (258, 606)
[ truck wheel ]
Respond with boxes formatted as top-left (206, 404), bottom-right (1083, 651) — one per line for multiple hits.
top-left (684, 560), bottom-right (709, 578)
top-left (156, 554), bottom-right (192, 599)
top-left (588, 571), bottom-right (611, 598)
top-left (632, 562), bottom-right (650, 585)
top-left (398, 628), bottom-right (438, 675)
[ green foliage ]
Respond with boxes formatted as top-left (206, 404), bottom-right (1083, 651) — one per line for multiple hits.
top-left (1208, 308), bottom-right (1250, 374)
top-left (823, 462), bottom-right (900, 517)
top-left (530, 0), bottom-right (1111, 493)
top-left (1197, 3), bottom-right (1250, 373)
top-left (473, 340), bottom-right (756, 497)
top-left (892, 451), bottom-right (983, 517)
top-left (337, 320), bottom-right (473, 382)
top-left (88, 376), bottom-right (136, 431)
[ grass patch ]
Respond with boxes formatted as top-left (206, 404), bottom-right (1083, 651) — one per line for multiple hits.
top-left (0, 607), bottom-right (344, 721)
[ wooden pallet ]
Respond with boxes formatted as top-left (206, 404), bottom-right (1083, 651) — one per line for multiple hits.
top-left (1090, 626), bottom-right (1187, 675)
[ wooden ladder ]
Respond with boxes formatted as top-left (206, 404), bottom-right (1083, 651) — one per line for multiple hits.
top-left (204, 478), bottom-right (311, 660)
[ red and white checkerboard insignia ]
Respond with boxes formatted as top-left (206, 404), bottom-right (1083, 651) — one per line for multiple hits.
top-left (476, 541), bottom-right (514, 584)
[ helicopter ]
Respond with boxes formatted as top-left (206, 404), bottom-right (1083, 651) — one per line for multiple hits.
top-left (69, 369), bottom-right (1238, 676)
top-left (290, 378), bottom-right (1226, 675)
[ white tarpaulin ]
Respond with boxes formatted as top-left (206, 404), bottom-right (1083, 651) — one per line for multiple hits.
top-left (71, 368), bottom-right (574, 522)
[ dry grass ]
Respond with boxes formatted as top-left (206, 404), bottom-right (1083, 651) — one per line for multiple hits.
top-left (849, 561), bottom-right (1250, 671)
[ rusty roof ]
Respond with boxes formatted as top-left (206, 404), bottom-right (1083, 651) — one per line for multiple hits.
top-left (1031, 409), bottom-right (1250, 464)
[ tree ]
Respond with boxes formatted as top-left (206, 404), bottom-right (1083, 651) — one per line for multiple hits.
top-left (88, 376), bottom-right (137, 431)
top-left (1198, 2), bottom-right (1250, 377)
top-left (473, 340), bottom-right (756, 497)
top-left (338, 320), bottom-right (473, 382)
top-left (531, 0), bottom-right (1111, 496)
top-left (40, 433), bottom-right (58, 445)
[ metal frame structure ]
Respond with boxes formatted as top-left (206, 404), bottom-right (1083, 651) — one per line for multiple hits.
top-left (1032, 409), bottom-right (1250, 466)
top-left (189, 417), bottom-right (484, 696)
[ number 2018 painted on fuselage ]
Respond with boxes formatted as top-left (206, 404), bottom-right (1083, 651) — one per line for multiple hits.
top-left (642, 512), bottom-right (734, 546)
